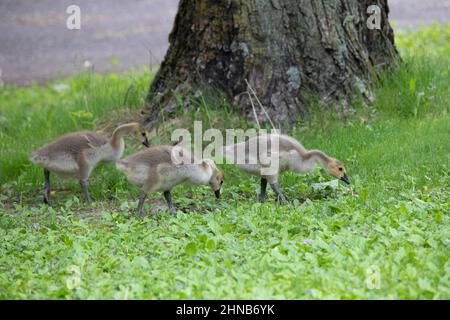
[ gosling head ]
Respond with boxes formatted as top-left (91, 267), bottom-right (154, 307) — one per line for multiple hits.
top-left (202, 159), bottom-right (224, 199)
top-left (211, 170), bottom-right (225, 199)
top-left (130, 122), bottom-right (150, 147)
top-left (326, 159), bottom-right (350, 184)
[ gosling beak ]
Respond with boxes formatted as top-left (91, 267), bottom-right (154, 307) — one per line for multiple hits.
top-left (340, 174), bottom-right (350, 185)
top-left (142, 138), bottom-right (150, 148)
top-left (214, 189), bottom-right (221, 199)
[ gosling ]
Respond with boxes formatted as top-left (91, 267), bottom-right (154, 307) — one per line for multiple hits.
top-left (30, 122), bottom-right (150, 204)
top-left (223, 133), bottom-right (349, 204)
top-left (116, 145), bottom-right (224, 216)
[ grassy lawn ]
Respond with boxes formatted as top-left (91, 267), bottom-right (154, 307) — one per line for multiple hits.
top-left (0, 26), bottom-right (449, 299)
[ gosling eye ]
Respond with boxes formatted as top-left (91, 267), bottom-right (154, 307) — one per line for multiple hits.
top-left (141, 132), bottom-right (146, 137)
top-left (338, 167), bottom-right (343, 172)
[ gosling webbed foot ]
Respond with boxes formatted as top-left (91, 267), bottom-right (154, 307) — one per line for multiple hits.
top-left (276, 195), bottom-right (289, 205)
top-left (137, 209), bottom-right (146, 219)
top-left (137, 190), bottom-right (147, 218)
top-left (79, 179), bottom-right (92, 204)
top-left (43, 195), bottom-right (53, 206)
top-left (270, 182), bottom-right (288, 205)
top-left (258, 193), bottom-right (266, 203)
top-left (163, 191), bottom-right (177, 216)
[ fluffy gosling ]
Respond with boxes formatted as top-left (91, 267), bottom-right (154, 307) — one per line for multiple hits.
top-left (30, 122), bottom-right (150, 204)
top-left (116, 145), bottom-right (224, 216)
top-left (223, 133), bottom-right (349, 204)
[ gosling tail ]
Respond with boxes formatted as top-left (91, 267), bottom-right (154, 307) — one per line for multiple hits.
top-left (115, 160), bottom-right (129, 172)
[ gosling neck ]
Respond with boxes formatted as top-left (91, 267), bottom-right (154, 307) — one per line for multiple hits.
top-left (303, 150), bottom-right (331, 169)
top-left (110, 124), bottom-right (135, 151)
top-left (187, 163), bottom-right (213, 185)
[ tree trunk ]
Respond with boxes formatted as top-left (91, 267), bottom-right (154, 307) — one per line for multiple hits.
top-left (143, 0), bottom-right (398, 129)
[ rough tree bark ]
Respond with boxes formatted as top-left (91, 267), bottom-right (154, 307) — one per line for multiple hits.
top-left (143, 0), bottom-right (398, 128)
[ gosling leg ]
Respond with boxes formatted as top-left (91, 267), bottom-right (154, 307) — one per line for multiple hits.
top-left (43, 169), bottom-right (51, 205)
top-left (79, 179), bottom-right (92, 204)
top-left (163, 191), bottom-right (176, 215)
top-left (270, 182), bottom-right (288, 205)
top-left (76, 156), bottom-right (92, 204)
top-left (137, 189), bottom-right (147, 218)
top-left (259, 178), bottom-right (267, 203)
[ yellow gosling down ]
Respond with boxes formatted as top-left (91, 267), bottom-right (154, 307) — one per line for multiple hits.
top-left (116, 145), bottom-right (224, 217)
top-left (30, 122), bottom-right (149, 204)
top-left (223, 133), bottom-right (349, 204)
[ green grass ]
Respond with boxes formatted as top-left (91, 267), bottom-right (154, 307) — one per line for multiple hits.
top-left (0, 26), bottom-right (449, 299)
